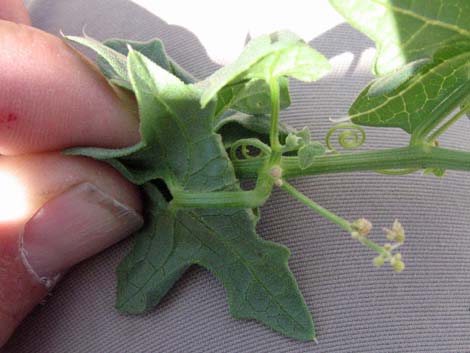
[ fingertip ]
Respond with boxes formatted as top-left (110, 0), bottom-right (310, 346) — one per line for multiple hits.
top-left (0, 22), bottom-right (140, 155)
top-left (0, 0), bottom-right (31, 25)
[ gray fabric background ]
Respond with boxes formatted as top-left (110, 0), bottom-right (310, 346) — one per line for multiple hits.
top-left (5, 1), bottom-right (470, 352)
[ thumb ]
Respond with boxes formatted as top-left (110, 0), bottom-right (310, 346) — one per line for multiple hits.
top-left (0, 154), bottom-right (143, 346)
top-left (20, 183), bottom-right (143, 288)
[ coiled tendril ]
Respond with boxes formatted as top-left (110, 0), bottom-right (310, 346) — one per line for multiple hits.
top-left (325, 124), bottom-right (418, 175)
top-left (229, 138), bottom-right (272, 161)
top-left (325, 123), bottom-right (366, 154)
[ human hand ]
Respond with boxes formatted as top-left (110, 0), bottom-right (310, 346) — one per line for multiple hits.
top-left (0, 0), bottom-right (144, 346)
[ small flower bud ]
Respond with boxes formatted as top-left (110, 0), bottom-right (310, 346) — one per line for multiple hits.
top-left (391, 259), bottom-right (405, 273)
top-left (384, 220), bottom-right (405, 243)
top-left (351, 218), bottom-right (372, 237)
top-left (373, 255), bottom-right (385, 268)
top-left (390, 253), bottom-right (405, 272)
top-left (274, 179), bottom-right (283, 187)
top-left (285, 134), bottom-right (302, 148)
top-left (383, 243), bottom-right (392, 252)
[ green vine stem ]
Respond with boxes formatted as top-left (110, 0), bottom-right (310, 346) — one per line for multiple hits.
top-left (324, 123), bottom-right (420, 175)
top-left (170, 187), bottom-right (271, 209)
top-left (233, 145), bottom-right (470, 179)
top-left (269, 78), bottom-right (282, 159)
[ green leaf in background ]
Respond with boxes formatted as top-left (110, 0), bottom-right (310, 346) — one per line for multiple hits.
top-left (330, 0), bottom-right (470, 139)
top-left (214, 111), bottom-right (295, 148)
top-left (67, 47), bottom-right (314, 340)
top-left (348, 43), bottom-right (470, 134)
top-left (199, 30), bottom-right (331, 108)
top-left (330, 0), bottom-right (470, 76)
top-left (366, 58), bottom-right (430, 97)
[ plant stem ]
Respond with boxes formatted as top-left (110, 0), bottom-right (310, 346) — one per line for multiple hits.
top-left (269, 78), bottom-right (282, 155)
top-left (280, 180), bottom-right (352, 232)
top-left (359, 238), bottom-right (388, 256)
top-left (171, 188), bottom-right (270, 209)
top-left (427, 106), bottom-right (469, 142)
top-left (171, 163), bottom-right (274, 209)
top-left (233, 146), bottom-right (470, 179)
top-left (280, 180), bottom-right (388, 256)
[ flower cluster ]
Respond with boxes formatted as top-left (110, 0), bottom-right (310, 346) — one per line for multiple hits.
top-left (375, 220), bottom-right (405, 272)
top-left (350, 218), bottom-right (405, 273)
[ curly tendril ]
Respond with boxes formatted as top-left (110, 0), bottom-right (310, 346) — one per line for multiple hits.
top-left (325, 123), bottom-right (366, 154)
top-left (229, 138), bottom-right (272, 161)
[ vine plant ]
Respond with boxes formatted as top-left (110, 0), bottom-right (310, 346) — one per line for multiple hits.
top-left (64, 0), bottom-right (469, 342)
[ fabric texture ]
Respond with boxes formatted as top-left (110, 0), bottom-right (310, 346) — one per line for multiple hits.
top-left (6, 1), bottom-right (470, 352)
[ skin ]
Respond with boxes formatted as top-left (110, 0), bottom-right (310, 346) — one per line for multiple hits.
top-left (0, 0), bottom-right (143, 345)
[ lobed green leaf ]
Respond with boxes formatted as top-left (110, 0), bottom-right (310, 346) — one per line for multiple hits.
top-left (199, 31), bottom-right (331, 108)
top-left (118, 184), bottom-right (315, 341)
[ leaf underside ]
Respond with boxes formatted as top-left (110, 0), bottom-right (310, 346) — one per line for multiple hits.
top-left (118, 184), bottom-right (314, 341)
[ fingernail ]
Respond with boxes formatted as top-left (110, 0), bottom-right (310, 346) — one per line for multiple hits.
top-left (19, 183), bottom-right (143, 288)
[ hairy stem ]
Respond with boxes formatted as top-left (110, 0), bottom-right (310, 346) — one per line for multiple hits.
top-left (233, 146), bottom-right (470, 179)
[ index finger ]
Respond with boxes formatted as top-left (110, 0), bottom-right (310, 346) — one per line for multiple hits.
top-left (0, 0), bottom-right (30, 25)
top-left (0, 20), bottom-right (140, 155)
